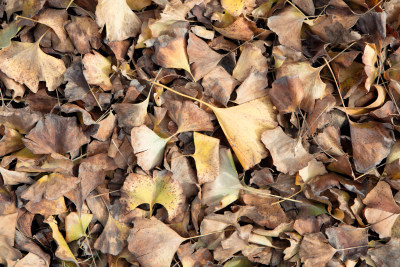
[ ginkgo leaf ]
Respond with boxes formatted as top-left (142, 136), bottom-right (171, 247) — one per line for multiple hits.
top-left (0, 166), bottom-right (34, 186)
top-left (154, 30), bottom-right (193, 76)
top-left (221, 0), bottom-right (245, 16)
top-left (121, 170), bottom-right (185, 219)
top-left (152, 82), bottom-right (277, 170)
top-left (113, 93), bottom-right (150, 128)
top-left (277, 61), bottom-right (326, 112)
top-left (268, 6), bottom-right (306, 51)
top-left (192, 132), bottom-right (220, 184)
top-left (94, 215), bottom-right (130, 256)
top-left (25, 197), bottom-right (67, 216)
top-left (82, 51), bottom-right (113, 91)
top-left (96, 0), bottom-right (141, 42)
top-left (202, 148), bottom-right (242, 211)
top-left (212, 96), bottom-right (277, 170)
top-left (21, 173), bottom-right (79, 202)
top-left (65, 212), bottom-right (93, 243)
top-left (262, 126), bottom-right (314, 175)
top-left (45, 217), bottom-right (77, 264)
top-left (0, 41), bottom-right (66, 92)
top-left (0, 21), bottom-right (20, 49)
top-left (128, 217), bottom-right (185, 267)
top-left (164, 100), bottom-right (214, 134)
top-left (362, 43), bottom-right (378, 91)
top-left (131, 125), bottom-right (171, 170)
top-left (232, 42), bottom-right (268, 82)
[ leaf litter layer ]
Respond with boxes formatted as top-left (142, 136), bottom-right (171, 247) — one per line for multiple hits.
top-left (1, 0), bottom-right (400, 266)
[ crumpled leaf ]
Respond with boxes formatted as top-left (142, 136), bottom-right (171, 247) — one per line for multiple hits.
top-left (262, 126), bottom-right (313, 175)
top-left (82, 51), bottom-right (113, 91)
top-left (268, 6), bottom-right (306, 51)
top-left (121, 170), bottom-right (185, 219)
top-left (95, 0), bottom-right (141, 42)
top-left (22, 114), bottom-right (90, 158)
top-left (350, 121), bottom-right (394, 173)
top-left (21, 173), bottom-right (79, 202)
top-left (299, 232), bottom-right (336, 267)
top-left (164, 100), bottom-right (214, 134)
top-left (192, 132), bottom-right (220, 184)
top-left (94, 215), bottom-right (130, 255)
top-left (0, 41), bottom-right (66, 92)
top-left (131, 125), bottom-right (171, 170)
top-left (188, 32), bottom-right (224, 80)
top-left (128, 217), bottom-right (185, 267)
top-left (277, 61), bottom-right (326, 112)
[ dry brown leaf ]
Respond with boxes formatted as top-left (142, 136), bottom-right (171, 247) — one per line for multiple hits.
top-left (269, 76), bottom-right (304, 113)
top-left (128, 217), bottom-right (185, 267)
top-left (22, 114), bottom-right (90, 158)
top-left (267, 6), bottom-right (306, 51)
top-left (235, 70), bottom-right (268, 104)
top-left (65, 16), bottom-right (102, 54)
top-left (350, 121), bottom-right (394, 173)
top-left (262, 126), bottom-right (314, 175)
top-left (187, 32), bottom-right (224, 80)
top-left (0, 41), bottom-right (66, 92)
top-left (82, 51), bottom-right (113, 91)
top-left (299, 232), bottom-right (336, 267)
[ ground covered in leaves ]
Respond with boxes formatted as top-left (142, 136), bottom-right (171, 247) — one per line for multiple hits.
top-left (1, 0), bottom-right (400, 266)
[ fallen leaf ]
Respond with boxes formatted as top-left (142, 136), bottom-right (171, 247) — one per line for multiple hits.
top-left (202, 148), bottom-right (242, 210)
top-left (262, 126), bottom-right (314, 175)
top-left (0, 41), bottom-right (66, 92)
top-left (234, 70), bottom-right (269, 104)
top-left (94, 215), bottom-right (130, 255)
top-left (113, 94), bottom-right (150, 129)
top-left (23, 114), bottom-right (90, 158)
top-left (350, 121), bottom-right (394, 173)
top-left (14, 253), bottom-right (46, 267)
top-left (21, 173), bottom-right (79, 202)
top-left (269, 76), bottom-right (304, 113)
top-left (45, 217), bottom-right (77, 264)
top-left (121, 170), bottom-right (185, 219)
top-left (192, 132), bottom-right (220, 184)
top-left (222, 0), bottom-right (245, 16)
top-left (362, 43), bottom-right (378, 91)
top-left (0, 166), bottom-right (34, 185)
top-left (0, 21), bottom-right (20, 48)
top-left (232, 42), bottom-right (268, 83)
top-left (95, 0), bottom-right (141, 42)
top-left (128, 217), bottom-right (185, 267)
top-left (276, 61), bottom-right (326, 112)
top-left (130, 125), bottom-right (171, 170)
top-left (82, 51), bottom-right (113, 91)
top-left (65, 16), bottom-right (102, 54)
top-left (299, 232), bottom-right (336, 267)
top-left (267, 6), bottom-right (306, 51)
top-left (25, 197), bottom-right (68, 216)
top-left (65, 212), bottom-right (93, 243)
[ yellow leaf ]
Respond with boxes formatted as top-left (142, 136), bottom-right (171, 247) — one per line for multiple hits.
top-left (212, 96), bottom-right (277, 170)
top-left (127, 0), bottom-right (152, 11)
top-left (221, 0), bottom-right (245, 16)
top-left (121, 170), bottom-right (185, 219)
top-left (151, 81), bottom-right (277, 170)
top-left (65, 212), bottom-right (93, 243)
top-left (0, 41), bottom-right (66, 92)
top-left (192, 132), bottom-right (220, 184)
top-left (45, 217), bottom-right (77, 264)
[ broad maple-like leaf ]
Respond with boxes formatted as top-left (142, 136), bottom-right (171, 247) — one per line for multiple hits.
top-left (121, 170), bottom-right (185, 219)
top-left (96, 0), bottom-right (141, 42)
top-left (0, 41), bottom-right (66, 92)
top-left (128, 217), bottom-right (185, 267)
top-left (192, 132), bottom-right (220, 184)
